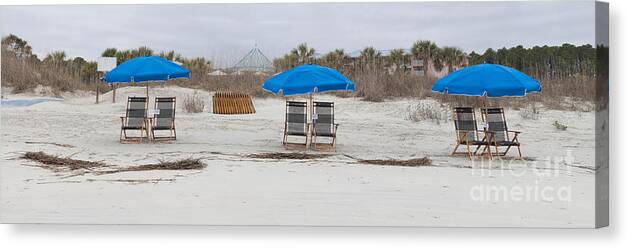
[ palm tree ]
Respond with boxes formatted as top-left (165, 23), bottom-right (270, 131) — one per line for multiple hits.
top-left (359, 46), bottom-right (381, 68)
top-left (441, 46), bottom-right (466, 73)
top-left (159, 50), bottom-right (176, 61)
top-left (81, 62), bottom-right (98, 82)
top-left (115, 50), bottom-right (133, 64)
top-left (290, 43), bottom-right (316, 65)
top-left (71, 57), bottom-right (87, 76)
top-left (321, 49), bottom-right (348, 70)
top-left (135, 46), bottom-right (154, 57)
top-left (388, 48), bottom-right (408, 72)
top-left (273, 54), bottom-right (298, 71)
top-left (44, 51), bottom-right (67, 67)
top-left (182, 57), bottom-right (212, 73)
top-left (101, 48), bottom-right (118, 57)
top-left (411, 40), bottom-right (443, 75)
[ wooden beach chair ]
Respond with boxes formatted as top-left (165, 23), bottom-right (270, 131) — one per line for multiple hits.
top-left (120, 96), bottom-right (149, 143)
top-left (151, 97), bottom-right (177, 141)
top-left (480, 107), bottom-right (522, 159)
top-left (311, 101), bottom-right (339, 149)
top-left (283, 101), bottom-right (310, 146)
top-left (451, 107), bottom-right (491, 159)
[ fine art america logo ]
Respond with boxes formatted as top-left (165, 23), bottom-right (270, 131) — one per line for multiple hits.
top-left (469, 151), bottom-right (575, 203)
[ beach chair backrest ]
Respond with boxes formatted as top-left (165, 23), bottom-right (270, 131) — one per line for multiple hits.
top-left (286, 101), bottom-right (308, 135)
top-left (453, 107), bottom-right (478, 142)
top-left (314, 101), bottom-right (334, 136)
top-left (154, 97), bottom-right (176, 129)
top-left (482, 108), bottom-right (508, 142)
top-left (125, 97), bottom-right (148, 128)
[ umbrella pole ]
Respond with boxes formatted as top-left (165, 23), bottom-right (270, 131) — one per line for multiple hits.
top-left (96, 84), bottom-right (99, 104)
top-left (309, 93), bottom-right (313, 121)
top-left (146, 84), bottom-right (149, 99)
top-left (482, 94), bottom-right (488, 122)
top-left (308, 93), bottom-right (313, 148)
top-left (112, 84), bottom-right (116, 103)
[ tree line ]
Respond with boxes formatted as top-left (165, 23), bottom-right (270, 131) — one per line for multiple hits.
top-left (2, 33), bottom-right (604, 105)
top-left (273, 41), bottom-right (467, 76)
top-left (100, 47), bottom-right (212, 75)
top-left (468, 44), bottom-right (598, 80)
top-left (1, 34), bottom-right (213, 93)
top-left (274, 41), bottom-right (600, 81)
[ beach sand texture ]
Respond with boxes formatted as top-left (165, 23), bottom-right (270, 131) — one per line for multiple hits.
top-left (1, 86), bottom-right (596, 227)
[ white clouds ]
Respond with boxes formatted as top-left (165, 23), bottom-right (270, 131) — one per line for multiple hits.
top-left (0, 2), bottom-right (594, 66)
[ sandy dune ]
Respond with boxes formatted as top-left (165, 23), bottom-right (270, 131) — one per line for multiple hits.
top-left (1, 86), bottom-right (597, 227)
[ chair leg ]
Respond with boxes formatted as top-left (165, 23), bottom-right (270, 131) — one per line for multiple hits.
top-left (452, 132), bottom-right (466, 156)
top-left (282, 131), bottom-right (287, 145)
top-left (480, 145), bottom-right (488, 155)
top-left (173, 122), bottom-right (177, 140)
top-left (487, 139), bottom-right (494, 159)
top-left (503, 146), bottom-right (512, 156)
top-left (478, 144), bottom-right (491, 160)
top-left (494, 145), bottom-right (502, 160)
top-left (305, 134), bottom-right (310, 147)
top-left (517, 145), bottom-right (523, 159)
top-left (451, 143), bottom-right (461, 156)
top-left (466, 143), bottom-right (473, 160)
top-left (474, 144), bottom-right (483, 155)
top-left (307, 125), bottom-right (311, 148)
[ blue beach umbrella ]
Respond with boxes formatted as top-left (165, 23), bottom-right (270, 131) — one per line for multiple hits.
top-left (432, 63), bottom-right (541, 97)
top-left (262, 64), bottom-right (355, 96)
top-left (262, 64), bottom-right (355, 133)
top-left (104, 56), bottom-right (190, 84)
top-left (103, 56), bottom-right (189, 102)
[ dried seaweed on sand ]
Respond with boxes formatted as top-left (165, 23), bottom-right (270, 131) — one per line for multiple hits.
top-left (248, 152), bottom-right (332, 160)
top-left (98, 159), bottom-right (206, 174)
top-left (21, 152), bottom-right (205, 175)
top-left (358, 157), bottom-right (432, 167)
top-left (21, 151), bottom-right (105, 171)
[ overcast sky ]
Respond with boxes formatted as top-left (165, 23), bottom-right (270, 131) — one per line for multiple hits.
top-left (0, 1), bottom-right (595, 67)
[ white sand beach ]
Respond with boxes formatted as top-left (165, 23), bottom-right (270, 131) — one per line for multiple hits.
top-left (1, 86), bottom-right (597, 227)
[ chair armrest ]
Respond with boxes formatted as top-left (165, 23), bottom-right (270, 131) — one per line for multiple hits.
top-left (476, 130), bottom-right (495, 142)
top-left (477, 130), bottom-right (495, 134)
top-left (507, 130), bottom-right (522, 134)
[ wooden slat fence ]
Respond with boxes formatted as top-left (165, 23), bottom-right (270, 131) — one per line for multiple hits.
top-left (212, 92), bottom-right (256, 114)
